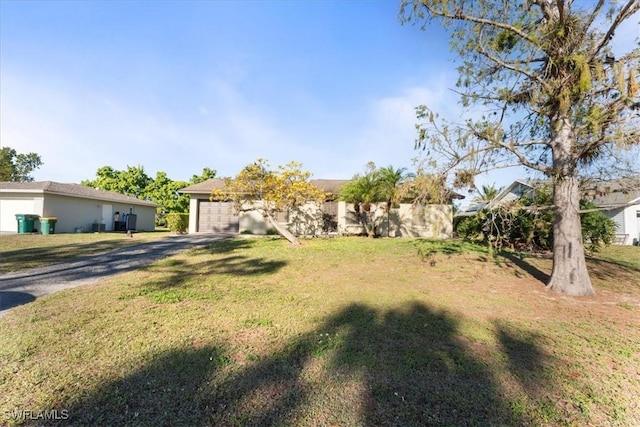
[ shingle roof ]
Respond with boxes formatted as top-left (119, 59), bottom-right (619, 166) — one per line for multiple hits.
top-left (582, 178), bottom-right (640, 207)
top-left (310, 179), bottom-right (350, 194)
top-left (178, 178), bottom-right (227, 194)
top-left (0, 181), bottom-right (157, 207)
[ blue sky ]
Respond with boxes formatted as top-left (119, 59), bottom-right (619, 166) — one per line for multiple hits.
top-left (1, 1), bottom-right (638, 194)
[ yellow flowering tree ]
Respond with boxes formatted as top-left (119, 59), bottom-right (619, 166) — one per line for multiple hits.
top-left (212, 159), bottom-right (325, 245)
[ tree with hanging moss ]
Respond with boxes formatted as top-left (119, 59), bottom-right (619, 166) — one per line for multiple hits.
top-left (401, 0), bottom-right (639, 295)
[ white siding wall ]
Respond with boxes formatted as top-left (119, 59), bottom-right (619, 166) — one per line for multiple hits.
top-left (623, 204), bottom-right (640, 245)
top-left (606, 209), bottom-right (625, 233)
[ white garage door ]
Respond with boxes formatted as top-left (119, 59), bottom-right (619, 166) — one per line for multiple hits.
top-left (198, 201), bottom-right (239, 233)
top-left (0, 198), bottom-right (36, 232)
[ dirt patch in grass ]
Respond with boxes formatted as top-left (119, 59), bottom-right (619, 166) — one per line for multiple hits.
top-left (0, 238), bottom-right (639, 426)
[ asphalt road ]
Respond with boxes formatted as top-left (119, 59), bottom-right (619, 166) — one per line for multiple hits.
top-left (0, 233), bottom-right (232, 317)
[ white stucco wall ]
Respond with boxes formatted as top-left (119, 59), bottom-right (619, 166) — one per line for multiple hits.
top-left (0, 195), bottom-right (44, 232)
top-left (337, 202), bottom-right (453, 238)
top-left (41, 194), bottom-right (156, 233)
top-left (0, 191), bottom-right (155, 234)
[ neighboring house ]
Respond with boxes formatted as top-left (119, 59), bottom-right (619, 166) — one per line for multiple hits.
top-left (458, 178), bottom-right (640, 245)
top-left (0, 181), bottom-right (157, 234)
top-left (582, 179), bottom-right (640, 246)
top-left (457, 179), bottom-right (538, 217)
top-left (179, 178), bottom-right (456, 238)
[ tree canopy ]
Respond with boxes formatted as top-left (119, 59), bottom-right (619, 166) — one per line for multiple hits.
top-left (0, 147), bottom-right (43, 182)
top-left (401, 0), bottom-right (640, 295)
top-left (82, 166), bottom-right (217, 224)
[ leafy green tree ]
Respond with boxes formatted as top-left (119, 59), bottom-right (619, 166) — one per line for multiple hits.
top-left (214, 159), bottom-right (324, 245)
top-left (0, 147), bottom-right (43, 182)
top-left (144, 172), bottom-right (189, 226)
top-left (189, 167), bottom-right (217, 184)
top-left (81, 165), bottom-right (151, 198)
top-left (82, 166), bottom-right (217, 225)
top-left (401, 0), bottom-right (639, 295)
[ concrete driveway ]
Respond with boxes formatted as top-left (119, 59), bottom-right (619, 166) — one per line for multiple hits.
top-left (0, 233), bottom-right (232, 317)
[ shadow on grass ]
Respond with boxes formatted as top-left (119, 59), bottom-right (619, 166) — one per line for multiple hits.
top-left (498, 251), bottom-right (550, 284)
top-left (57, 346), bottom-right (226, 426)
top-left (585, 255), bottom-right (640, 284)
top-left (139, 254), bottom-right (288, 291)
top-left (45, 303), bottom-right (556, 426)
top-left (494, 320), bottom-right (558, 415)
top-left (134, 237), bottom-right (286, 292)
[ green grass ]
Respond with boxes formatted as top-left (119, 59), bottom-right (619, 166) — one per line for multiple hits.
top-left (1, 237), bottom-right (639, 426)
top-left (0, 231), bottom-right (171, 273)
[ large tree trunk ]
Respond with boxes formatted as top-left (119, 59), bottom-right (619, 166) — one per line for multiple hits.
top-left (546, 125), bottom-right (594, 295)
top-left (265, 212), bottom-right (300, 245)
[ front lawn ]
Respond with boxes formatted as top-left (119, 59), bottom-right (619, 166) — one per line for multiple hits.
top-left (1, 238), bottom-right (639, 426)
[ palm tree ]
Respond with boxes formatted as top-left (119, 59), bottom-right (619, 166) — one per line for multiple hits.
top-left (377, 166), bottom-right (414, 237)
top-left (472, 184), bottom-right (502, 206)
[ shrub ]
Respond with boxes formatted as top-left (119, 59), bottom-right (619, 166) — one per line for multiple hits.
top-left (455, 187), bottom-right (616, 252)
top-left (580, 201), bottom-right (616, 251)
top-left (165, 213), bottom-right (189, 234)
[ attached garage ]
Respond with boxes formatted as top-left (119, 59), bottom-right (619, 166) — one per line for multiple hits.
top-left (197, 201), bottom-right (239, 233)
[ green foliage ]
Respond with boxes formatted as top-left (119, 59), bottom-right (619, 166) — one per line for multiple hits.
top-left (82, 166), bottom-right (217, 225)
top-left (0, 146), bottom-right (43, 182)
top-left (472, 184), bottom-right (503, 204)
top-left (401, 1), bottom-right (639, 293)
top-left (455, 187), bottom-right (616, 252)
top-left (81, 165), bottom-right (152, 199)
top-left (165, 213), bottom-right (189, 234)
top-left (581, 201), bottom-right (617, 251)
top-left (339, 162), bottom-right (413, 237)
top-left (189, 167), bottom-right (217, 184)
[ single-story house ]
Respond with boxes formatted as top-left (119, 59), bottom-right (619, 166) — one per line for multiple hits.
top-left (0, 181), bottom-right (157, 234)
top-left (457, 179), bottom-right (538, 216)
top-left (179, 178), bottom-right (455, 239)
top-left (458, 178), bottom-right (640, 245)
top-left (582, 179), bottom-right (640, 246)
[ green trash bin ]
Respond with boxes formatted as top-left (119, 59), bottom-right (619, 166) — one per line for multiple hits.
top-left (15, 214), bottom-right (39, 234)
top-left (40, 217), bottom-right (58, 235)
